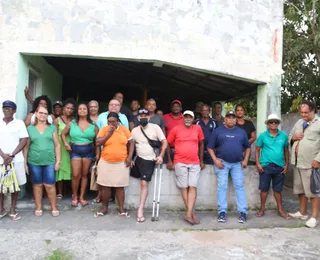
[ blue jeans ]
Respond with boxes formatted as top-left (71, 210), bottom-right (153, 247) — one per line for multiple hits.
top-left (28, 163), bottom-right (56, 185)
top-left (214, 160), bottom-right (248, 214)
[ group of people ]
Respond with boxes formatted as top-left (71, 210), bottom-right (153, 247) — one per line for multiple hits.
top-left (0, 93), bottom-right (319, 228)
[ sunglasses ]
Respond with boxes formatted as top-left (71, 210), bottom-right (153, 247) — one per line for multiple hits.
top-left (268, 120), bottom-right (279, 124)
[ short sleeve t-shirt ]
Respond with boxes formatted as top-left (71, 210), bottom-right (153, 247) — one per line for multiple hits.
top-left (96, 112), bottom-right (129, 129)
top-left (163, 113), bottom-right (183, 135)
top-left (0, 119), bottom-right (29, 164)
top-left (149, 114), bottom-right (166, 130)
top-left (194, 118), bottom-right (217, 148)
top-left (167, 124), bottom-right (204, 165)
top-left (257, 130), bottom-right (289, 167)
top-left (132, 123), bottom-right (166, 160)
top-left (236, 120), bottom-right (256, 140)
top-left (27, 124), bottom-right (57, 165)
top-left (208, 126), bottom-right (250, 163)
top-left (120, 106), bottom-right (133, 123)
top-left (97, 125), bottom-right (132, 162)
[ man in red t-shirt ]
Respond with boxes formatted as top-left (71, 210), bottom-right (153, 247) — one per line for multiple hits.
top-left (163, 100), bottom-right (184, 170)
top-left (167, 110), bottom-right (205, 225)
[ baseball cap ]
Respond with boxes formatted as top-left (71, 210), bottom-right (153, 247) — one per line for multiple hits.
top-left (225, 110), bottom-right (236, 117)
top-left (171, 99), bottom-right (182, 106)
top-left (183, 110), bottom-right (194, 118)
top-left (2, 100), bottom-right (17, 110)
top-left (265, 114), bottom-right (281, 124)
top-left (53, 101), bottom-right (63, 106)
top-left (138, 109), bottom-right (149, 115)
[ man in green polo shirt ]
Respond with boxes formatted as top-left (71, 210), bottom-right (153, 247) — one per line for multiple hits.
top-left (255, 114), bottom-right (290, 219)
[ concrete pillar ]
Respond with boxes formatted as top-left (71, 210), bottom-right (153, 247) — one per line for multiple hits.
top-left (256, 75), bottom-right (281, 135)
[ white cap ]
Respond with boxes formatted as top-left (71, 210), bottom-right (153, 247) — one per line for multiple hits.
top-left (265, 114), bottom-right (281, 124)
top-left (183, 110), bottom-right (195, 118)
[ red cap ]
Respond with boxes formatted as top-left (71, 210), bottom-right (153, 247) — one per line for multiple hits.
top-left (171, 99), bottom-right (182, 106)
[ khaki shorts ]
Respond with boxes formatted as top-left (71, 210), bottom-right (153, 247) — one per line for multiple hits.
top-left (293, 167), bottom-right (320, 198)
top-left (174, 163), bottom-right (200, 188)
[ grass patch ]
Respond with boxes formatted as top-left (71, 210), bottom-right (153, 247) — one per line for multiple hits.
top-left (286, 223), bottom-right (305, 229)
top-left (46, 249), bottom-right (73, 260)
top-left (45, 240), bottom-right (52, 245)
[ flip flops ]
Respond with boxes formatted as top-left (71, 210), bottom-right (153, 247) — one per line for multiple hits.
top-left (71, 199), bottom-right (78, 207)
top-left (94, 212), bottom-right (105, 218)
top-left (34, 210), bottom-right (43, 217)
top-left (118, 212), bottom-right (130, 219)
top-left (136, 216), bottom-right (145, 223)
top-left (0, 212), bottom-right (7, 220)
top-left (52, 210), bottom-right (60, 217)
top-left (79, 200), bottom-right (88, 206)
top-left (56, 194), bottom-right (63, 200)
top-left (256, 211), bottom-right (265, 217)
top-left (184, 216), bottom-right (194, 225)
top-left (93, 198), bottom-right (101, 203)
top-left (278, 212), bottom-right (292, 220)
top-left (9, 213), bottom-right (21, 221)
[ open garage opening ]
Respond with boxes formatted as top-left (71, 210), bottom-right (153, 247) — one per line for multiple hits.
top-left (20, 54), bottom-right (260, 116)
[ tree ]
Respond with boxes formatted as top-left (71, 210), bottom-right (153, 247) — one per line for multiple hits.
top-left (282, 0), bottom-right (320, 112)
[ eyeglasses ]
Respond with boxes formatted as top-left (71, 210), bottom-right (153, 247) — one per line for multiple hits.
top-left (268, 120), bottom-right (279, 124)
top-left (2, 107), bottom-right (13, 111)
top-left (38, 112), bottom-right (48, 116)
top-left (109, 103), bottom-right (120, 106)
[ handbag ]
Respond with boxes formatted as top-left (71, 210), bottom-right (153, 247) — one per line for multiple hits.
top-left (140, 127), bottom-right (162, 149)
top-left (310, 167), bottom-right (320, 194)
top-left (90, 163), bottom-right (99, 191)
top-left (0, 164), bottom-right (20, 194)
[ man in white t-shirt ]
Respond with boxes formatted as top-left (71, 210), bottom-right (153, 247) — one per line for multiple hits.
top-left (131, 109), bottom-right (168, 223)
top-left (0, 100), bottom-right (29, 221)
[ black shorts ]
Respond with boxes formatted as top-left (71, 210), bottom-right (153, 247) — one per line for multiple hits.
top-left (130, 157), bottom-right (156, 182)
top-left (259, 163), bottom-right (285, 192)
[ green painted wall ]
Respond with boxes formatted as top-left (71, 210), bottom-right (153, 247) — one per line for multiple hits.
top-left (16, 54), bottom-right (62, 120)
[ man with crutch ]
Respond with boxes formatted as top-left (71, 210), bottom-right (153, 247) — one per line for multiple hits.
top-left (131, 109), bottom-right (167, 222)
top-left (167, 110), bottom-right (205, 225)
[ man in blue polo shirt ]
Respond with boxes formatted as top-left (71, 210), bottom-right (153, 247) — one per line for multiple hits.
top-left (255, 114), bottom-right (290, 219)
top-left (194, 104), bottom-right (217, 164)
top-left (208, 110), bottom-right (251, 224)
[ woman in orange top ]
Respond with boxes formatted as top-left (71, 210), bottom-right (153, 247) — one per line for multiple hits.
top-left (94, 112), bottom-right (134, 217)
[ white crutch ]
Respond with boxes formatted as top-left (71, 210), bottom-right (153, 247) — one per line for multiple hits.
top-left (151, 164), bottom-right (163, 221)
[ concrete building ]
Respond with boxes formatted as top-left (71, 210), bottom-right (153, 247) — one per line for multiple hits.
top-left (0, 0), bottom-right (284, 209)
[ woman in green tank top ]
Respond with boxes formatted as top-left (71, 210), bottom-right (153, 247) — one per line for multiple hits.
top-left (62, 103), bottom-right (100, 207)
top-left (54, 99), bottom-right (76, 200)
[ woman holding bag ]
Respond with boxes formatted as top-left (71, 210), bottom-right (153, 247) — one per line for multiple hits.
top-left (24, 106), bottom-right (61, 217)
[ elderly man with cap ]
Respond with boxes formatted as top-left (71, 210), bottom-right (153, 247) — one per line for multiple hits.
top-left (163, 100), bottom-right (184, 170)
top-left (255, 114), bottom-right (290, 220)
top-left (207, 110), bottom-right (251, 224)
top-left (167, 110), bottom-right (205, 225)
top-left (131, 109), bottom-right (168, 222)
top-left (0, 100), bottom-right (29, 221)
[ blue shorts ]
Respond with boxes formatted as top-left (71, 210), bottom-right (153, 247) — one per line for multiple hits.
top-left (28, 163), bottom-right (56, 185)
top-left (259, 163), bottom-right (285, 192)
top-left (70, 143), bottom-right (95, 160)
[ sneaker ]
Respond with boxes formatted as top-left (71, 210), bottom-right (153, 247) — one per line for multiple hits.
top-left (305, 217), bottom-right (318, 228)
top-left (288, 211), bottom-right (308, 220)
top-left (218, 212), bottom-right (227, 223)
top-left (238, 212), bottom-right (247, 224)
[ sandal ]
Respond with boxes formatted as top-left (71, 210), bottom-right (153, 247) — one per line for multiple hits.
top-left (9, 213), bottom-right (21, 221)
top-left (93, 198), bottom-right (101, 203)
top-left (118, 212), bottom-right (130, 219)
top-left (94, 212), bottom-right (105, 218)
top-left (256, 211), bottom-right (265, 217)
top-left (0, 212), bottom-right (7, 220)
top-left (71, 199), bottom-right (78, 207)
top-left (136, 216), bottom-right (145, 223)
top-left (52, 210), bottom-right (60, 217)
top-left (184, 216), bottom-right (194, 225)
top-left (278, 212), bottom-right (292, 220)
top-left (34, 210), bottom-right (43, 217)
top-left (79, 200), bottom-right (88, 206)
top-left (56, 194), bottom-right (63, 200)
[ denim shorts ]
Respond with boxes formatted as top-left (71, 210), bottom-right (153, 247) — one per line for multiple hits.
top-left (259, 163), bottom-right (284, 192)
top-left (28, 163), bottom-right (56, 185)
top-left (70, 143), bottom-right (95, 160)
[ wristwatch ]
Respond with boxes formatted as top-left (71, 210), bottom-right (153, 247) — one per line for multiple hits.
top-left (9, 154), bottom-right (15, 158)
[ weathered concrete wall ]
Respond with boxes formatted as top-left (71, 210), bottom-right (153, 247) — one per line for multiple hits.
top-left (126, 165), bottom-right (276, 210)
top-left (0, 0), bottom-right (283, 108)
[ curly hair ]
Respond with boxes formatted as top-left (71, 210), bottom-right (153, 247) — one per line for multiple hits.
top-left (31, 95), bottom-right (53, 114)
top-left (76, 103), bottom-right (92, 124)
top-left (62, 98), bottom-right (77, 108)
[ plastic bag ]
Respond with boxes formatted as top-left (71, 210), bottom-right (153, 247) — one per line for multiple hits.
top-left (0, 164), bottom-right (20, 194)
top-left (310, 168), bottom-right (320, 194)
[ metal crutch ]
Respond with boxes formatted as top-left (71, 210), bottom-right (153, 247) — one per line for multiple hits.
top-left (151, 164), bottom-right (158, 221)
top-left (155, 164), bottom-right (163, 221)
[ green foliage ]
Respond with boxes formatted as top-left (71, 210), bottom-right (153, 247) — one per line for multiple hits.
top-left (225, 97), bottom-right (257, 118)
top-left (46, 249), bottom-right (73, 260)
top-left (282, 0), bottom-right (320, 112)
top-left (290, 95), bottom-right (304, 112)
